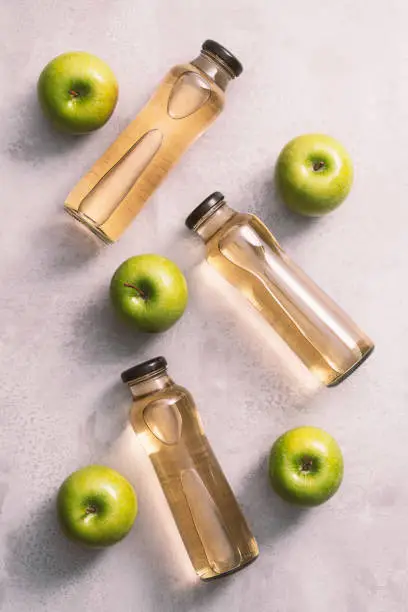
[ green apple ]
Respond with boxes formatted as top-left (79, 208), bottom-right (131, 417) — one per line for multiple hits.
top-left (37, 51), bottom-right (118, 134)
top-left (276, 134), bottom-right (354, 216)
top-left (268, 426), bottom-right (344, 506)
top-left (57, 465), bottom-right (137, 547)
top-left (110, 254), bottom-right (188, 333)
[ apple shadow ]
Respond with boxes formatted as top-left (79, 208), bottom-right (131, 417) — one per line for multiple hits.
top-left (5, 89), bottom-right (87, 165)
top-left (240, 166), bottom-right (321, 245)
top-left (4, 497), bottom-right (102, 591)
top-left (72, 289), bottom-right (154, 365)
top-left (237, 453), bottom-right (310, 548)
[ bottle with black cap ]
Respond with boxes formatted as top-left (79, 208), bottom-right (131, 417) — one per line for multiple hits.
top-left (186, 193), bottom-right (374, 386)
top-left (122, 356), bottom-right (258, 580)
top-left (65, 40), bottom-right (243, 244)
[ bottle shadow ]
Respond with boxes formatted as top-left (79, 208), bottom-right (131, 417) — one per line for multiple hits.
top-left (160, 225), bottom-right (205, 274)
top-left (105, 428), bottom-right (200, 604)
top-left (188, 260), bottom-right (322, 404)
top-left (80, 380), bottom-right (131, 457)
top-left (4, 497), bottom-right (102, 591)
top-left (238, 453), bottom-right (310, 548)
top-left (31, 218), bottom-right (103, 277)
top-left (106, 428), bottom-right (235, 612)
top-left (173, 575), bottom-right (234, 611)
top-left (5, 89), bottom-right (87, 165)
top-left (158, 457), bottom-right (304, 611)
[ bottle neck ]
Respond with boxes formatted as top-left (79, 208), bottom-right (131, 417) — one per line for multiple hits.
top-left (128, 370), bottom-right (173, 399)
top-left (192, 52), bottom-right (233, 91)
top-left (194, 202), bottom-right (236, 242)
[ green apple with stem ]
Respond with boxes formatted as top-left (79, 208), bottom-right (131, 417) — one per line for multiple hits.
top-left (57, 465), bottom-right (138, 547)
top-left (110, 254), bottom-right (188, 333)
top-left (37, 51), bottom-right (118, 134)
top-left (276, 134), bottom-right (354, 216)
top-left (268, 426), bottom-right (344, 506)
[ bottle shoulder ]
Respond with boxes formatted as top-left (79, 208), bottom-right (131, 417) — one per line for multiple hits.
top-left (206, 211), bottom-right (281, 252)
top-left (167, 63), bottom-right (225, 104)
top-left (207, 211), bottom-right (253, 242)
top-left (131, 383), bottom-right (193, 407)
top-left (167, 383), bottom-right (193, 401)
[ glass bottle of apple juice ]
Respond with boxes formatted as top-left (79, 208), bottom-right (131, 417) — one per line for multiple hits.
top-left (186, 192), bottom-right (374, 387)
top-left (65, 41), bottom-right (243, 243)
top-left (122, 357), bottom-right (259, 580)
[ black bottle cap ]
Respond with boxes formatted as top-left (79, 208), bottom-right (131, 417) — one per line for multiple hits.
top-left (121, 356), bottom-right (167, 383)
top-left (185, 191), bottom-right (225, 231)
top-left (202, 40), bottom-right (243, 78)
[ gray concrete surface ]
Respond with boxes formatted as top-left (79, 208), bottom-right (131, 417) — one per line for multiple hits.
top-left (0, 1), bottom-right (406, 610)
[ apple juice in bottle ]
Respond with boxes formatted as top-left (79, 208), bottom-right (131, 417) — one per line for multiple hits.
top-left (185, 192), bottom-right (374, 387)
top-left (122, 357), bottom-right (259, 580)
top-left (65, 40), bottom-right (243, 243)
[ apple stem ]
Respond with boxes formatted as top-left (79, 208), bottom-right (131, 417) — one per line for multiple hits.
top-left (69, 89), bottom-right (79, 98)
top-left (313, 160), bottom-right (325, 172)
top-left (301, 458), bottom-right (314, 472)
top-left (85, 505), bottom-right (97, 515)
top-left (123, 282), bottom-right (147, 300)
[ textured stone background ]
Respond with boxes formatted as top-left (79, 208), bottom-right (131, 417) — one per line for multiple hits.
top-left (0, 1), bottom-right (406, 610)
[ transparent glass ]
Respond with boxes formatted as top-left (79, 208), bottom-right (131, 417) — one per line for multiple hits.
top-left (127, 370), bottom-right (259, 580)
top-left (65, 52), bottom-right (230, 243)
top-left (194, 203), bottom-right (374, 387)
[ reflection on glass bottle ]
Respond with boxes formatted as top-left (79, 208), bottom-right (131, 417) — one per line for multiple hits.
top-left (186, 192), bottom-right (374, 387)
top-left (65, 41), bottom-right (243, 243)
top-left (122, 357), bottom-right (258, 581)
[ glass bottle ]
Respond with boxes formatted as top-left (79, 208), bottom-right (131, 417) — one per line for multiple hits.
top-left (122, 357), bottom-right (258, 580)
top-left (65, 40), bottom-right (243, 244)
top-left (185, 192), bottom-right (374, 387)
